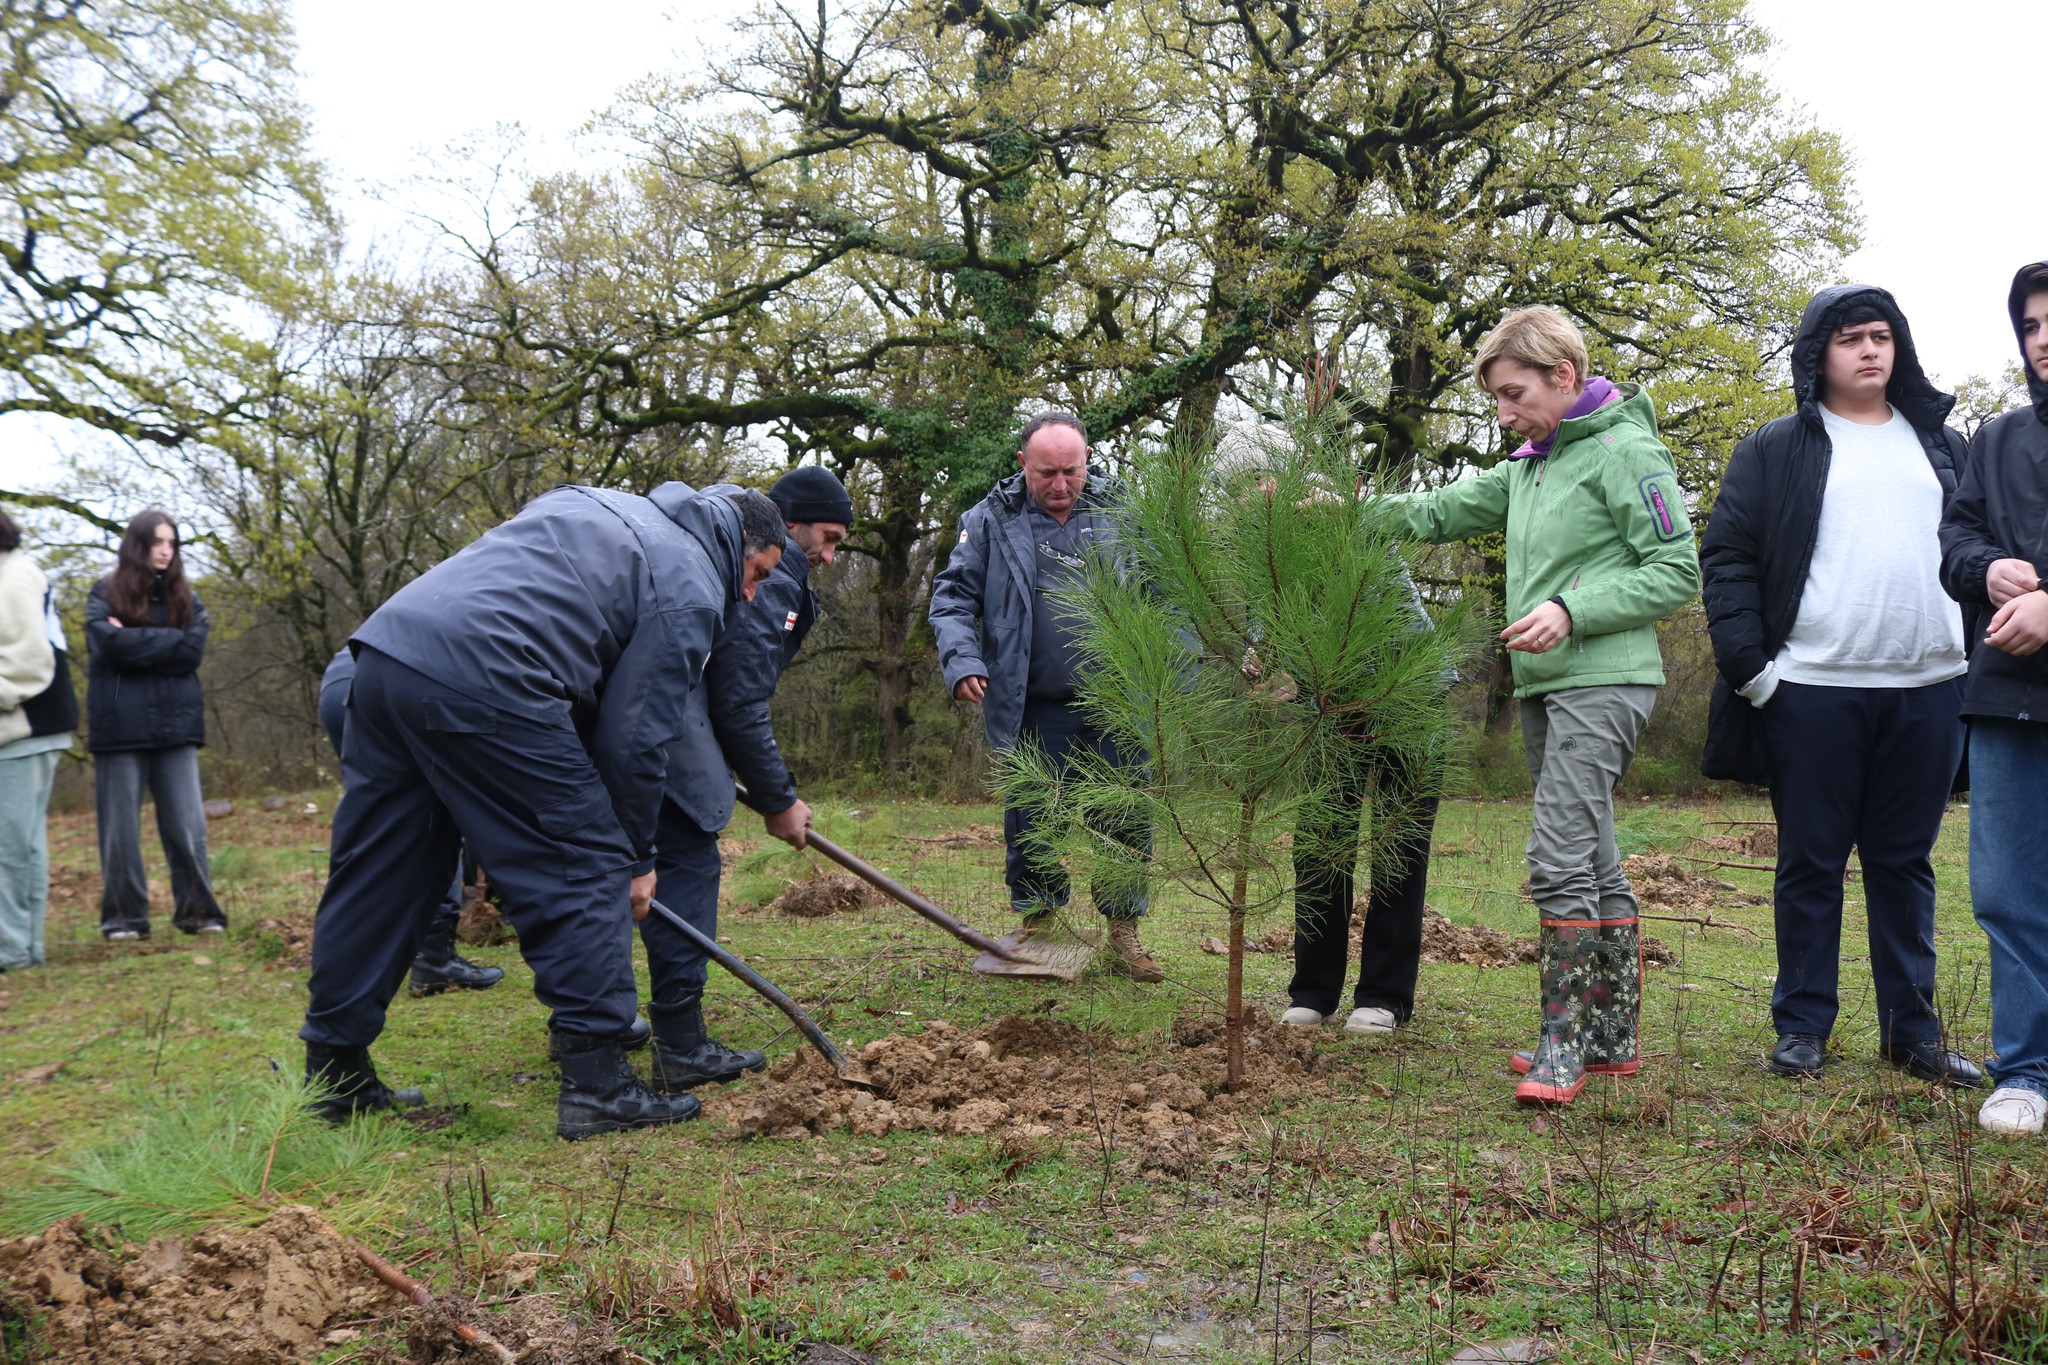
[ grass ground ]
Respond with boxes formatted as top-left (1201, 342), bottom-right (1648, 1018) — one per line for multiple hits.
top-left (3, 790), bottom-right (2045, 1363)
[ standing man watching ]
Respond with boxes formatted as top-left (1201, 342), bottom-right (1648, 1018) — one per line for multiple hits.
top-left (1940, 261), bottom-right (2048, 1135)
top-left (642, 466), bottom-right (849, 1091)
top-left (929, 411), bottom-right (1161, 982)
top-left (302, 482), bottom-right (786, 1141)
top-left (1701, 285), bottom-right (1979, 1087)
top-left (318, 647), bottom-right (507, 1002)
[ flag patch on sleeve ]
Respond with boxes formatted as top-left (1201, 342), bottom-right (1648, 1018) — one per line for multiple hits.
top-left (784, 610), bottom-right (799, 632)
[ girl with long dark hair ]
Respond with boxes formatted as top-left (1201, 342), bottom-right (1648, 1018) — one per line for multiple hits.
top-left (86, 509), bottom-right (224, 938)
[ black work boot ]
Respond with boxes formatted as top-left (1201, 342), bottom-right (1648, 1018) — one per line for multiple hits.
top-left (306, 1042), bottom-right (426, 1122)
top-left (554, 1033), bottom-right (700, 1141)
top-left (408, 916), bottom-right (506, 997)
top-left (649, 1002), bottom-right (768, 1092)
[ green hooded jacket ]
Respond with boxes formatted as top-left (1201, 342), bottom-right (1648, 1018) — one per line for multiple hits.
top-left (1382, 384), bottom-right (1700, 698)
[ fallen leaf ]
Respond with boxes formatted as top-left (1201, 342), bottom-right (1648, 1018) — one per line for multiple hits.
top-left (9, 1060), bottom-right (65, 1086)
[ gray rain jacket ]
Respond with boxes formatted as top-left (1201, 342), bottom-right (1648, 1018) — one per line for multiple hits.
top-left (665, 501), bottom-right (817, 833)
top-left (353, 481), bottom-right (744, 869)
top-left (928, 466), bottom-right (1124, 752)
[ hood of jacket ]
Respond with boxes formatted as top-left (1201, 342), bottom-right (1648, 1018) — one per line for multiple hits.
top-left (1789, 284), bottom-right (1954, 433)
top-left (987, 464), bottom-right (1123, 516)
top-left (2007, 261), bottom-right (2048, 421)
top-left (649, 481), bottom-right (745, 615)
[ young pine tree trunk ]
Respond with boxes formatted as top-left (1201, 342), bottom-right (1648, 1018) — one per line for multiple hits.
top-left (1226, 797), bottom-right (1254, 1088)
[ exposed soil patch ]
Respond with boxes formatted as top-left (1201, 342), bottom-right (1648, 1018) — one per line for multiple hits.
top-left (1419, 905), bottom-right (1537, 968)
top-left (384, 1294), bottom-right (630, 1364)
top-left (254, 914), bottom-right (316, 969)
top-left (458, 896), bottom-right (518, 947)
top-left (894, 824), bottom-right (1005, 850)
top-left (767, 873), bottom-right (882, 918)
top-left (1624, 853), bottom-right (1755, 914)
top-left (715, 1011), bottom-right (1322, 1153)
top-left (1699, 825), bottom-right (1778, 859)
top-left (0, 1205), bottom-right (401, 1364)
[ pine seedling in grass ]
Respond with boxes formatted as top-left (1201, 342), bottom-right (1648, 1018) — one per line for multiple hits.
top-left (2, 1072), bottom-right (405, 1238)
top-left (995, 400), bottom-right (1474, 1085)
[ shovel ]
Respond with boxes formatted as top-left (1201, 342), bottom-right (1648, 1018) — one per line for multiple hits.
top-left (733, 783), bottom-right (1094, 981)
top-left (645, 897), bottom-right (875, 1091)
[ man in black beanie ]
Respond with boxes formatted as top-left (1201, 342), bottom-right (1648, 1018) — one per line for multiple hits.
top-left (639, 467), bottom-right (852, 1090)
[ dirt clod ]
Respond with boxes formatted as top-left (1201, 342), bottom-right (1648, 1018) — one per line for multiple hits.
top-left (0, 1205), bottom-right (400, 1364)
top-left (767, 873), bottom-right (881, 918)
top-left (717, 1012), bottom-right (1319, 1143)
top-left (1418, 905), bottom-right (1537, 968)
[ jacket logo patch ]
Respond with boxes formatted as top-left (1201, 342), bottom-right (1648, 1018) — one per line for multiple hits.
top-left (1637, 473), bottom-right (1686, 543)
top-left (784, 611), bottom-right (799, 632)
top-left (959, 530), bottom-right (970, 543)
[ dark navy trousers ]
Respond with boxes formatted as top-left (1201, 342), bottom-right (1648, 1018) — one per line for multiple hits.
top-left (644, 798), bottom-right (723, 1015)
top-left (1760, 677), bottom-right (1964, 1048)
top-left (1003, 696), bottom-right (1151, 919)
top-left (301, 649), bottom-right (641, 1047)
top-left (319, 672), bottom-right (466, 931)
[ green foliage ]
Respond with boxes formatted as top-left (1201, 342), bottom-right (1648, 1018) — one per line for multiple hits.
top-left (2, 1073), bottom-right (403, 1239)
top-left (208, 844), bottom-right (255, 885)
top-left (997, 407), bottom-right (1477, 925)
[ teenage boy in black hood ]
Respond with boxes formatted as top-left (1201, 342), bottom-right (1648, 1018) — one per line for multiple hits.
top-left (1702, 285), bottom-right (1979, 1087)
top-left (1939, 261), bottom-right (2048, 1136)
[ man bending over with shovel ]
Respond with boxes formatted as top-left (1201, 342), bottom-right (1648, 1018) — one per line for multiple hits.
top-left (640, 467), bottom-right (850, 1090)
top-left (301, 482), bottom-right (786, 1141)
top-left (929, 410), bottom-right (1162, 981)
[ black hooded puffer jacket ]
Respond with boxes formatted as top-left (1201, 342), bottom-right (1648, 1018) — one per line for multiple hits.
top-left (1939, 262), bottom-right (2048, 723)
top-left (1698, 284), bottom-right (1970, 786)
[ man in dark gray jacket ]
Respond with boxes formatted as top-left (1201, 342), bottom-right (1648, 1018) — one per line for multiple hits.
top-left (928, 411), bottom-right (1160, 981)
top-left (642, 467), bottom-right (850, 1090)
top-left (301, 482), bottom-right (786, 1141)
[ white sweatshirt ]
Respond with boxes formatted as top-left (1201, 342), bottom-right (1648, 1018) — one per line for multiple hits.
top-left (1744, 404), bottom-right (1966, 704)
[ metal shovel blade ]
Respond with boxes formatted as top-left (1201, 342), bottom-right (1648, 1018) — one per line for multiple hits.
top-left (971, 923), bottom-right (1096, 981)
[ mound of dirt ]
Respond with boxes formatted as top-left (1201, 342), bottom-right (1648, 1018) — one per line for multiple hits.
top-left (254, 914), bottom-right (315, 969)
top-left (716, 1012), bottom-right (1321, 1145)
top-left (0, 1205), bottom-right (400, 1364)
top-left (767, 873), bottom-right (881, 918)
top-left (894, 824), bottom-right (1004, 850)
top-left (392, 1294), bottom-right (629, 1364)
top-left (1419, 905), bottom-right (1538, 968)
top-left (1698, 826), bottom-right (1778, 859)
top-left (458, 896), bottom-right (517, 946)
top-left (1623, 853), bottom-right (1738, 913)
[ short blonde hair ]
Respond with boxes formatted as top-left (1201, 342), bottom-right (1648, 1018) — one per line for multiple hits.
top-left (1473, 306), bottom-right (1589, 394)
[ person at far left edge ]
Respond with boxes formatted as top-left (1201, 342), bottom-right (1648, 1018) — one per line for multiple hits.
top-left (300, 482), bottom-right (787, 1142)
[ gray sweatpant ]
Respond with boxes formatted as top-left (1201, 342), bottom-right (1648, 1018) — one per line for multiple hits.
top-left (1520, 685), bottom-right (1657, 924)
top-left (94, 745), bottom-right (225, 936)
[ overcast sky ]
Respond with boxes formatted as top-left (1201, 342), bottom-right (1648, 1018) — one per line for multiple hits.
top-left (6, 0), bottom-right (2034, 488)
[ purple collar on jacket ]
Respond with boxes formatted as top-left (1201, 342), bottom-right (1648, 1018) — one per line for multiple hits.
top-left (1506, 376), bottom-right (1618, 460)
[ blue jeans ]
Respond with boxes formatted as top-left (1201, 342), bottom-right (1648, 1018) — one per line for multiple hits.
top-left (0, 746), bottom-right (62, 967)
top-left (1969, 718), bottom-right (2048, 1096)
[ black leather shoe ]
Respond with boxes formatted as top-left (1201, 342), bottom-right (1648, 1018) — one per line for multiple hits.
top-left (1882, 1039), bottom-right (1987, 1089)
top-left (649, 1002), bottom-right (768, 1091)
top-left (306, 1042), bottom-right (427, 1121)
top-left (1769, 1033), bottom-right (1825, 1077)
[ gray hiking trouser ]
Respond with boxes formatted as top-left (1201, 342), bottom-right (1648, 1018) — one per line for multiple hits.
top-left (1520, 685), bottom-right (1657, 924)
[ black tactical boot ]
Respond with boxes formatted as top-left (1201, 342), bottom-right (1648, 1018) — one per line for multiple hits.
top-left (649, 1002), bottom-right (768, 1092)
top-left (546, 1015), bottom-right (649, 1061)
top-left (554, 1033), bottom-right (700, 1141)
top-left (306, 1042), bottom-right (426, 1122)
top-left (408, 915), bottom-right (506, 996)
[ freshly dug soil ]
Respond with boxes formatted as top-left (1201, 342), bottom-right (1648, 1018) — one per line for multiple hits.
top-left (0, 1205), bottom-right (400, 1364)
top-left (714, 1011), bottom-right (1322, 1162)
top-left (894, 824), bottom-right (1005, 850)
top-left (1623, 853), bottom-right (1748, 913)
top-left (1418, 906), bottom-right (1537, 968)
top-left (384, 1294), bottom-right (630, 1364)
top-left (254, 914), bottom-right (316, 969)
top-left (458, 896), bottom-right (518, 946)
top-left (767, 873), bottom-right (882, 918)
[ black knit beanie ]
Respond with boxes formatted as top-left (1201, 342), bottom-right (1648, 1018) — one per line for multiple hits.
top-left (768, 466), bottom-right (854, 526)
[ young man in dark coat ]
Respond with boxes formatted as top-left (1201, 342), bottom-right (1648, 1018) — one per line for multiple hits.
top-left (1700, 285), bottom-right (1978, 1086)
top-left (1940, 260), bottom-right (2048, 1136)
top-left (319, 648), bottom-right (506, 1000)
top-left (640, 467), bottom-right (849, 1091)
top-left (301, 482), bottom-right (786, 1141)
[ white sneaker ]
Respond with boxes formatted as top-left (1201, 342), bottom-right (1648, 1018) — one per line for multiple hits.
top-left (1343, 1007), bottom-right (1397, 1036)
top-left (105, 930), bottom-right (140, 942)
top-left (1979, 1086), bottom-right (2048, 1137)
top-left (1278, 1007), bottom-right (1326, 1029)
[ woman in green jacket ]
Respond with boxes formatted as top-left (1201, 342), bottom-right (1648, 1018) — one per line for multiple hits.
top-left (1383, 306), bottom-right (1701, 1105)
